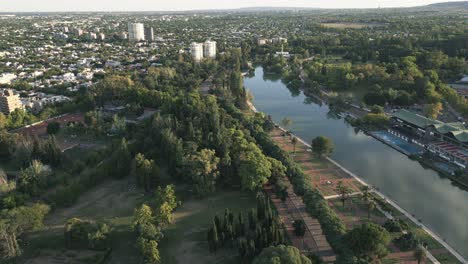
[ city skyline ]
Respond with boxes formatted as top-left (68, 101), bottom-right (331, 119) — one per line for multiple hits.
top-left (1, 0), bottom-right (466, 12)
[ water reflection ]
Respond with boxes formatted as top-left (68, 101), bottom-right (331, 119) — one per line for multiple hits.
top-left (244, 67), bottom-right (468, 259)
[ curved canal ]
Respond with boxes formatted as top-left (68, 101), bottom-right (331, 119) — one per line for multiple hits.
top-left (245, 67), bottom-right (468, 259)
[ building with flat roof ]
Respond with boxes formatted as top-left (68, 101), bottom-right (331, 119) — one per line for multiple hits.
top-left (0, 89), bottom-right (23, 115)
top-left (144, 26), bottom-right (154, 42)
top-left (128, 23), bottom-right (145, 41)
top-left (203, 40), bottom-right (217, 59)
top-left (392, 109), bottom-right (468, 167)
top-left (191, 42), bottom-right (204, 62)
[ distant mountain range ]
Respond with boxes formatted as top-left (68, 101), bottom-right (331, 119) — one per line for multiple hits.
top-left (427, 1), bottom-right (468, 8)
top-left (230, 1), bottom-right (468, 12)
top-left (1, 1), bottom-right (467, 14)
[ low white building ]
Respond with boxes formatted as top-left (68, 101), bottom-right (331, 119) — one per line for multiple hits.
top-left (62, 73), bottom-right (76, 82)
top-left (0, 73), bottom-right (17, 85)
top-left (105, 60), bottom-right (121, 68)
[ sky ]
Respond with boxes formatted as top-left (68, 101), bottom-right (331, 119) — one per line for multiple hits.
top-left (1, 0), bottom-right (464, 12)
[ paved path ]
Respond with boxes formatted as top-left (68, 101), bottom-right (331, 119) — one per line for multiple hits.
top-left (265, 184), bottom-right (336, 263)
top-left (324, 191), bottom-right (361, 200)
top-left (249, 103), bottom-right (467, 263)
top-left (280, 126), bottom-right (466, 264)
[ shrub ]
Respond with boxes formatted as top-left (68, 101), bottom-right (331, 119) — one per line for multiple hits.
top-left (394, 232), bottom-right (418, 251)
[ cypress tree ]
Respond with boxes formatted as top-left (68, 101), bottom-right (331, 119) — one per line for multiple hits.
top-left (214, 215), bottom-right (221, 234)
top-left (220, 232), bottom-right (225, 248)
top-left (211, 222), bottom-right (219, 254)
top-left (228, 211), bottom-right (234, 225)
top-left (238, 239), bottom-right (246, 259)
top-left (247, 239), bottom-right (256, 261)
top-left (248, 209), bottom-right (256, 230)
top-left (257, 196), bottom-right (265, 220)
top-left (238, 211), bottom-right (245, 236)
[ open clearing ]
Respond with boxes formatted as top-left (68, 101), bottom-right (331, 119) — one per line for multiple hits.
top-left (159, 190), bottom-right (256, 264)
top-left (18, 179), bottom-right (147, 264)
top-left (270, 128), bottom-right (362, 196)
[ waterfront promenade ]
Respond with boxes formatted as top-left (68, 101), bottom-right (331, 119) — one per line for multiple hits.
top-left (275, 124), bottom-right (467, 264)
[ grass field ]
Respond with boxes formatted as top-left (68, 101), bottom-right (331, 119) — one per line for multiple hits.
top-left (159, 190), bottom-right (256, 264)
top-left (16, 179), bottom-right (148, 264)
top-left (270, 129), bottom-right (362, 196)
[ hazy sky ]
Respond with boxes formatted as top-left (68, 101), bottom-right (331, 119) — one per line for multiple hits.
top-left (1, 0), bottom-right (463, 12)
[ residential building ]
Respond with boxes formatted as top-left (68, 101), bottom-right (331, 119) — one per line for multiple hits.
top-left (191, 42), bottom-right (204, 62)
top-left (272, 37), bottom-right (288, 44)
top-left (71, 28), bottom-right (83, 36)
top-left (119, 32), bottom-right (128, 39)
top-left (257, 38), bottom-right (268, 46)
top-left (0, 89), bottom-right (23, 115)
top-left (88, 32), bottom-right (97, 40)
top-left (144, 26), bottom-right (154, 41)
top-left (128, 23), bottom-right (145, 41)
top-left (203, 40), bottom-right (217, 59)
top-left (0, 73), bottom-right (17, 85)
top-left (105, 60), bottom-right (121, 68)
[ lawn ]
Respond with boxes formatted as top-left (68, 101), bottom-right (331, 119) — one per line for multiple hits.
top-left (159, 190), bottom-right (256, 264)
top-left (17, 179), bottom-right (149, 264)
top-left (271, 129), bottom-right (362, 196)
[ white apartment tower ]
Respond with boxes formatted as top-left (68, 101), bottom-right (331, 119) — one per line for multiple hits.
top-left (128, 23), bottom-right (145, 41)
top-left (191, 42), bottom-right (204, 62)
top-left (144, 26), bottom-right (154, 42)
top-left (203, 40), bottom-right (217, 59)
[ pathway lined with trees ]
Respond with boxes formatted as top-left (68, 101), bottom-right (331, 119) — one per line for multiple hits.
top-left (264, 183), bottom-right (336, 263)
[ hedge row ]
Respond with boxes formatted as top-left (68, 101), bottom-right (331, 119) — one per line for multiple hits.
top-left (223, 105), bottom-right (350, 257)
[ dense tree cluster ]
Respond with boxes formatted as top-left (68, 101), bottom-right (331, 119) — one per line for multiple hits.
top-left (252, 245), bottom-right (312, 264)
top-left (64, 218), bottom-right (111, 250)
top-left (206, 194), bottom-right (286, 263)
top-left (132, 185), bottom-right (178, 264)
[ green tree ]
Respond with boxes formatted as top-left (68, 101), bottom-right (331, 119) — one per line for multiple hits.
top-left (293, 220), bottom-right (306, 237)
top-left (136, 237), bottom-right (160, 264)
top-left (311, 136), bottom-right (334, 156)
top-left (345, 222), bottom-right (391, 261)
top-left (238, 142), bottom-right (272, 191)
top-left (423, 102), bottom-right (443, 120)
top-left (153, 185), bottom-right (178, 227)
top-left (414, 245), bottom-right (427, 264)
top-left (291, 136), bottom-right (298, 154)
top-left (131, 153), bottom-right (159, 192)
top-left (184, 149), bottom-right (220, 197)
top-left (336, 181), bottom-right (352, 207)
top-left (0, 203), bottom-right (50, 258)
top-left (0, 112), bottom-right (6, 130)
top-left (252, 245), bottom-right (312, 264)
top-left (46, 121), bottom-right (60, 135)
top-left (112, 138), bottom-right (132, 179)
top-left (18, 160), bottom-right (45, 197)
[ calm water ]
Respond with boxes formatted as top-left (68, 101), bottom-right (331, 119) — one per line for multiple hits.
top-left (245, 67), bottom-right (468, 259)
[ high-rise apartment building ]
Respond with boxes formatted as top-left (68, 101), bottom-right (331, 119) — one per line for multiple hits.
top-left (203, 40), bottom-right (217, 59)
top-left (144, 26), bottom-right (154, 42)
top-left (128, 23), bottom-right (145, 41)
top-left (191, 42), bottom-right (204, 62)
top-left (0, 89), bottom-right (23, 115)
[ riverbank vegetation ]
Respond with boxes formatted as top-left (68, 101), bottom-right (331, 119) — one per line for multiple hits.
top-left (1, 7), bottom-right (466, 264)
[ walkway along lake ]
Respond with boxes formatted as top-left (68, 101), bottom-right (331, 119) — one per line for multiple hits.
top-left (245, 67), bottom-right (468, 260)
